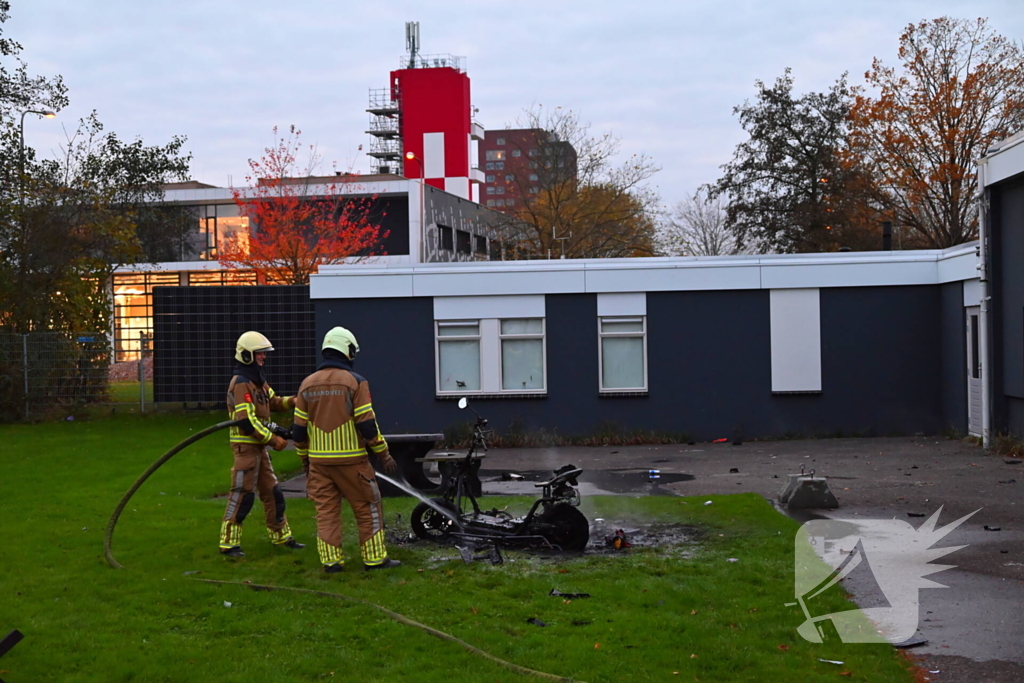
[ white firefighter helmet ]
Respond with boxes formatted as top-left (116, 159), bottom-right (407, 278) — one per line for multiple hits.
top-left (323, 326), bottom-right (359, 359)
top-left (235, 331), bottom-right (274, 364)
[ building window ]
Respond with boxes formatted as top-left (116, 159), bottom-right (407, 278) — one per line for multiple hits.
top-left (599, 317), bottom-right (647, 392)
top-left (529, 161), bottom-right (538, 169)
top-left (505, 174), bottom-right (514, 182)
top-left (496, 186), bottom-right (505, 195)
top-left (529, 173), bottom-right (539, 182)
top-left (486, 186), bottom-right (496, 195)
top-left (486, 200), bottom-right (495, 207)
top-left (486, 174), bottom-right (495, 182)
top-left (475, 235), bottom-right (488, 254)
top-left (489, 240), bottom-right (503, 261)
top-left (496, 137), bottom-right (506, 146)
top-left (528, 148), bottom-right (539, 157)
top-left (495, 199), bottom-right (505, 207)
top-left (500, 319), bottom-right (545, 391)
top-left (485, 162), bottom-right (494, 170)
top-left (485, 150), bottom-right (506, 161)
top-left (437, 321), bottom-right (481, 392)
top-left (495, 162), bottom-right (505, 170)
top-left (529, 187), bottom-right (539, 194)
top-left (438, 225), bottom-right (454, 251)
top-left (506, 199), bottom-right (515, 207)
top-left (435, 313), bottom-right (546, 395)
top-left (456, 230), bottom-right (471, 254)
top-left (113, 272), bottom-right (180, 362)
top-left (511, 149), bottom-right (521, 157)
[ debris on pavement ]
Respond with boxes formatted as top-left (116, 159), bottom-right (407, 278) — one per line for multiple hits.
top-left (549, 589), bottom-right (590, 599)
top-left (818, 659), bottom-right (844, 665)
top-left (893, 636), bottom-right (928, 649)
top-left (500, 472), bottom-right (524, 481)
top-left (1004, 459), bottom-right (1022, 465)
top-left (703, 500), bottom-right (713, 506)
top-left (526, 617), bottom-right (547, 627)
top-left (984, 525), bottom-right (1002, 531)
top-left (729, 468), bottom-right (740, 473)
top-left (908, 512), bottom-right (927, 517)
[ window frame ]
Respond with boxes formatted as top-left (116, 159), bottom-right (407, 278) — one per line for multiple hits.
top-left (598, 316), bottom-right (648, 393)
top-left (435, 320), bottom-right (482, 394)
top-left (498, 318), bottom-right (547, 394)
top-left (434, 317), bottom-right (547, 396)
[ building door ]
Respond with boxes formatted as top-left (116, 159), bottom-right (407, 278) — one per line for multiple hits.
top-left (966, 306), bottom-right (982, 437)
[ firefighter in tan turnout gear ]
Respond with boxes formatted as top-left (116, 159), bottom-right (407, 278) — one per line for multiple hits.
top-left (219, 331), bottom-right (305, 557)
top-left (291, 326), bottom-right (401, 573)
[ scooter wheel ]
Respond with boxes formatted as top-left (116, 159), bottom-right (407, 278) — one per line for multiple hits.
top-left (411, 498), bottom-right (459, 541)
top-left (540, 504), bottom-right (590, 551)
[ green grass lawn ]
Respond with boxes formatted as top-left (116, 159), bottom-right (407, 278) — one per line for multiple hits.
top-left (1, 413), bottom-right (917, 682)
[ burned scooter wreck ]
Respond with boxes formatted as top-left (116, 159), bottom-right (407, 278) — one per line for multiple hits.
top-left (410, 398), bottom-right (590, 552)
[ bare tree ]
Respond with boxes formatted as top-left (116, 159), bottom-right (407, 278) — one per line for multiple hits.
top-left (659, 187), bottom-right (741, 256)
top-left (489, 106), bottom-right (661, 259)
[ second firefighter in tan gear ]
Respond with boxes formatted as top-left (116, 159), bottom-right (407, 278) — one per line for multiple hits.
top-left (220, 331), bottom-right (305, 557)
top-left (291, 326), bottom-right (401, 572)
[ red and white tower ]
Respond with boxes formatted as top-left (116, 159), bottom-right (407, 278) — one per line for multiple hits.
top-left (366, 23), bottom-right (483, 201)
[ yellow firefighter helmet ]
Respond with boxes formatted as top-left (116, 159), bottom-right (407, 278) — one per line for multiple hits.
top-left (322, 326), bottom-right (359, 359)
top-left (235, 331), bottom-right (274, 364)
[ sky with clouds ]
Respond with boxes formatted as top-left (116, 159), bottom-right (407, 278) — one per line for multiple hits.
top-left (9, 0), bottom-right (1024, 211)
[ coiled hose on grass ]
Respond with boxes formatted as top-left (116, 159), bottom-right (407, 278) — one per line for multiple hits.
top-left (104, 419), bottom-right (247, 569)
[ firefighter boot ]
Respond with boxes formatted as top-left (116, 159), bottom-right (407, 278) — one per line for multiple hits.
top-left (221, 546), bottom-right (245, 558)
top-left (283, 538), bottom-right (306, 549)
top-left (364, 558), bottom-right (402, 571)
top-left (323, 563), bottom-right (344, 574)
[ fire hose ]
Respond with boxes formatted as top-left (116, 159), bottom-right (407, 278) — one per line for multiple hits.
top-left (105, 422), bottom-right (582, 681)
top-left (104, 418), bottom-right (248, 569)
top-left (196, 579), bottom-right (586, 683)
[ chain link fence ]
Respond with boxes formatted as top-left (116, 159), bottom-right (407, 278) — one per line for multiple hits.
top-left (0, 332), bottom-right (152, 421)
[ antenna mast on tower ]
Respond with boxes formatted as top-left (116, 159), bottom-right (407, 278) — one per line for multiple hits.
top-left (406, 21), bottom-right (420, 68)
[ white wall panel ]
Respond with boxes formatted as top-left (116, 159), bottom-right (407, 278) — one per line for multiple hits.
top-left (309, 273), bottom-right (414, 299)
top-left (597, 293), bottom-right (647, 316)
top-left (963, 278), bottom-right (982, 307)
top-left (585, 264), bottom-right (761, 292)
top-left (444, 176), bottom-right (469, 199)
top-left (762, 261), bottom-right (937, 289)
top-left (414, 269), bottom-right (585, 297)
top-left (985, 138), bottom-right (1024, 186)
top-left (423, 132), bottom-right (445, 178)
top-left (937, 246), bottom-right (979, 283)
top-left (434, 295), bottom-right (545, 320)
top-left (770, 288), bottom-right (822, 392)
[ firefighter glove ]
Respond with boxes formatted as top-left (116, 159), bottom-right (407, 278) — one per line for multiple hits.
top-left (269, 435), bottom-right (288, 451)
top-left (379, 451), bottom-right (397, 475)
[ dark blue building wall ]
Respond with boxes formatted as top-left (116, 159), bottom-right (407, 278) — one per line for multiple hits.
top-left (940, 282), bottom-right (967, 434)
top-left (991, 174), bottom-right (1024, 436)
top-left (315, 285), bottom-right (955, 440)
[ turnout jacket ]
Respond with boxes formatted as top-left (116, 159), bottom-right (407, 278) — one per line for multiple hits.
top-left (226, 366), bottom-right (293, 446)
top-left (292, 358), bottom-right (389, 465)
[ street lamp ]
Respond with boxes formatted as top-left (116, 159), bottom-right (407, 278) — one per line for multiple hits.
top-left (405, 151), bottom-right (427, 263)
top-left (18, 109), bottom-right (56, 200)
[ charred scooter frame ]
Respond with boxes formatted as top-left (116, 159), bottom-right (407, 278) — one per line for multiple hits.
top-left (410, 398), bottom-right (590, 551)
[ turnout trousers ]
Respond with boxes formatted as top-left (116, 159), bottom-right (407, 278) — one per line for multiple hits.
top-left (306, 458), bottom-right (388, 567)
top-left (219, 444), bottom-right (294, 550)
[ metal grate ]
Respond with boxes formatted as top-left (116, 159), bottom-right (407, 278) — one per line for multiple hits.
top-left (153, 286), bottom-right (316, 404)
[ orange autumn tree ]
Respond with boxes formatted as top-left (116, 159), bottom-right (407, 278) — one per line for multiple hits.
top-left (219, 125), bottom-right (388, 284)
top-left (848, 17), bottom-right (1024, 248)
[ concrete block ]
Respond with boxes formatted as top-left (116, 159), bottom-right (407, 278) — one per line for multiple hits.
top-left (786, 477), bottom-right (839, 509)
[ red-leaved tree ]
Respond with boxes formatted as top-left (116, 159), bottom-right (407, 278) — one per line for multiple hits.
top-left (219, 125), bottom-right (388, 284)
